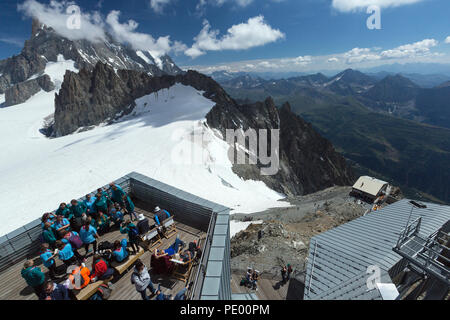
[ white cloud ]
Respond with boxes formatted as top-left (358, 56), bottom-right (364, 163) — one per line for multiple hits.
top-left (332, 0), bottom-right (424, 12)
top-left (150, 0), bottom-right (172, 14)
top-left (344, 47), bottom-right (381, 64)
top-left (380, 39), bottom-right (438, 58)
top-left (445, 36), bottom-right (450, 44)
top-left (18, 0), bottom-right (106, 42)
top-left (18, 0), bottom-right (187, 61)
top-left (184, 38), bottom-right (447, 74)
top-left (106, 10), bottom-right (186, 60)
top-left (185, 15), bottom-right (285, 58)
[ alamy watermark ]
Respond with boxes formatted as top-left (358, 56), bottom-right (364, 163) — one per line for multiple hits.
top-left (66, 5), bottom-right (81, 30)
top-left (170, 126), bottom-right (280, 176)
top-left (367, 5), bottom-right (381, 30)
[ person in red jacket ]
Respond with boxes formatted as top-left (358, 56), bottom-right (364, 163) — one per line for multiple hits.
top-left (90, 254), bottom-right (114, 281)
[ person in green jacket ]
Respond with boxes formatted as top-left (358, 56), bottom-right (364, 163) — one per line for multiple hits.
top-left (120, 219), bottom-right (139, 255)
top-left (70, 199), bottom-right (87, 232)
top-left (110, 183), bottom-right (125, 206)
top-left (96, 211), bottom-right (110, 235)
top-left (56, 203), bottom-right (72, 220)
top-left (94, 192), bottom-right (109, 215)
top-left (42, 222), bottom-right (57, 249)
top-left (21, 260), bottom-right (46, 298)
top-left (122, 194), bottom-right (137, 221)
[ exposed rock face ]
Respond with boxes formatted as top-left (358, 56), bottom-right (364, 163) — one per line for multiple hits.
top-left (54, 61), bottom-right (354, 197)
top-left (54, 63), bottom-right (234, 136)
top-left (5, 75), bottom-right (54, 106)
top-left (0, 19), bottom-right (182, 100)
top-left (207, 97), bottom-right (355, 196)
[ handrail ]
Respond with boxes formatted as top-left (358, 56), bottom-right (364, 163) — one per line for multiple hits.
top-left (306, 241), bottom-right (318, 297)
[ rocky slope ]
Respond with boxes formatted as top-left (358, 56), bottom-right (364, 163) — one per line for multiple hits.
top-left (230, 186), bottom-right (371, 275)
top-left (0, 19), bottom-right (181, 106)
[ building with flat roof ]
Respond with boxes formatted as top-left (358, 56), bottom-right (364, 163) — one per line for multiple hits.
top-left (351, 176), bottom-right (389, 203)
top-left (304, 199), bottom-right (450, 300)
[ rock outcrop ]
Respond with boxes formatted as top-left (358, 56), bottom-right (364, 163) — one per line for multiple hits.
top-left (5, 74), bottom-right (54, 106)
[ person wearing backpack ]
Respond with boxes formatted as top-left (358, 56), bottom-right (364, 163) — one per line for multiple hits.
top-left (90, 254), bottom-right (114, 281)
top-left (69, 199), bottom-right (87, 232)
top-left (60, 229), bottom-right (84, 261)
top-left (21, 260), bottom-right (46, 298)
top-left (122, 194), bottom-right (137, 221)
top-left (131, 259), bottom-right (156, 300)
top-left (40, 243), bottom-right (59, 280)
top-left (80, 221), bottom-right (99, 256)
top-left (120, 219), bottom-right (139, 255)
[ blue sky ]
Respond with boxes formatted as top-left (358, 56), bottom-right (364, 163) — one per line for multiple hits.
top-left (1, 0), bottom-right (450, 73)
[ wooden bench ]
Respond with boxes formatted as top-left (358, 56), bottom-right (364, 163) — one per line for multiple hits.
top-left (142, 228), bottom-right (162, 250)
top-left (162, 216), bottom-right (177, 239)
top-left (111, 247), bottom-right (145, 275)
top-left (171, 258), bottom-right (193, 283)
top-left (74, 276), bottom-right (113, 301)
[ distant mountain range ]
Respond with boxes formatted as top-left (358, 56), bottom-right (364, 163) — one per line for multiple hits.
top-left (214, 68), bottom-right (450, 203)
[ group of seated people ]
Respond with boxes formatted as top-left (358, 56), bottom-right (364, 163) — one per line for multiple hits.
top-left (150, 237), bottom-right (202, 275)
top-left (242, 268), bottom-right (260, 290)
top-left (22, 182), bottom-right (181, 300)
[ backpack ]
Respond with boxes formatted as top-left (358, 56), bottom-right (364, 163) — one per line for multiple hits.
top-left (68, 232), bottom-right (83, 249)
top-left (98, 241), bottom-right (113, 251)
top-left (97, 283), bottom-right (112, 300)
top-left (130, 226), bottom-right (139, 240)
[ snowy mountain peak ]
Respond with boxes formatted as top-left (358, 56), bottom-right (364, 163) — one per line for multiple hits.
top-left (0, 19), bottom-right (182, 106)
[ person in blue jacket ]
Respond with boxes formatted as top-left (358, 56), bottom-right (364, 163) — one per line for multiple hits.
top-left (154, 206), bottom-right (171, 226)
top-left (21, 260), bottom-right (46, 298)
top-left (40, 243), bottom-right (58, 280)
top-left (40, 280), bottom-right (70, 300)
top-left (84, 194), bottom-right (97, 216)
top-left (55, 240), bottom-right (78, 267)
top-left (110, 203), bottom-right (124, 228)
top-left (41, 212), bottom-right (56, 229)
top-left (53, 215), bottom-right (71, 237)
top-left (111, 239), bottom-right (129, 263)
top-left (79, 221), bottom-right (99, 255)
top-left (109, 183), bottom-right (125, 206)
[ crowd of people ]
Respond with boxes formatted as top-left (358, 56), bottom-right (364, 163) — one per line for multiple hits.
top-left (20, 182), bottom-right (199, 301)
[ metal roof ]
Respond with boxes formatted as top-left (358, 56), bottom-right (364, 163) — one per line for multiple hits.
top-left (352, 176), bottom-right (388, 197)
top-left (304, 199), bottom-right (450, 300)
top-left (312, 269), bottom-right (393, 300)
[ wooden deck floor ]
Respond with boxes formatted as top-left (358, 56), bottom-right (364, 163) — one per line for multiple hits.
top-left (0, 207), bottom-right (205, 300)
top-left (231, 273), bottom-right (304, 300)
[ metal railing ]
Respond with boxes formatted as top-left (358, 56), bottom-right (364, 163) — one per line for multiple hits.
top-left (189, 210), bottom-right (216, 300)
